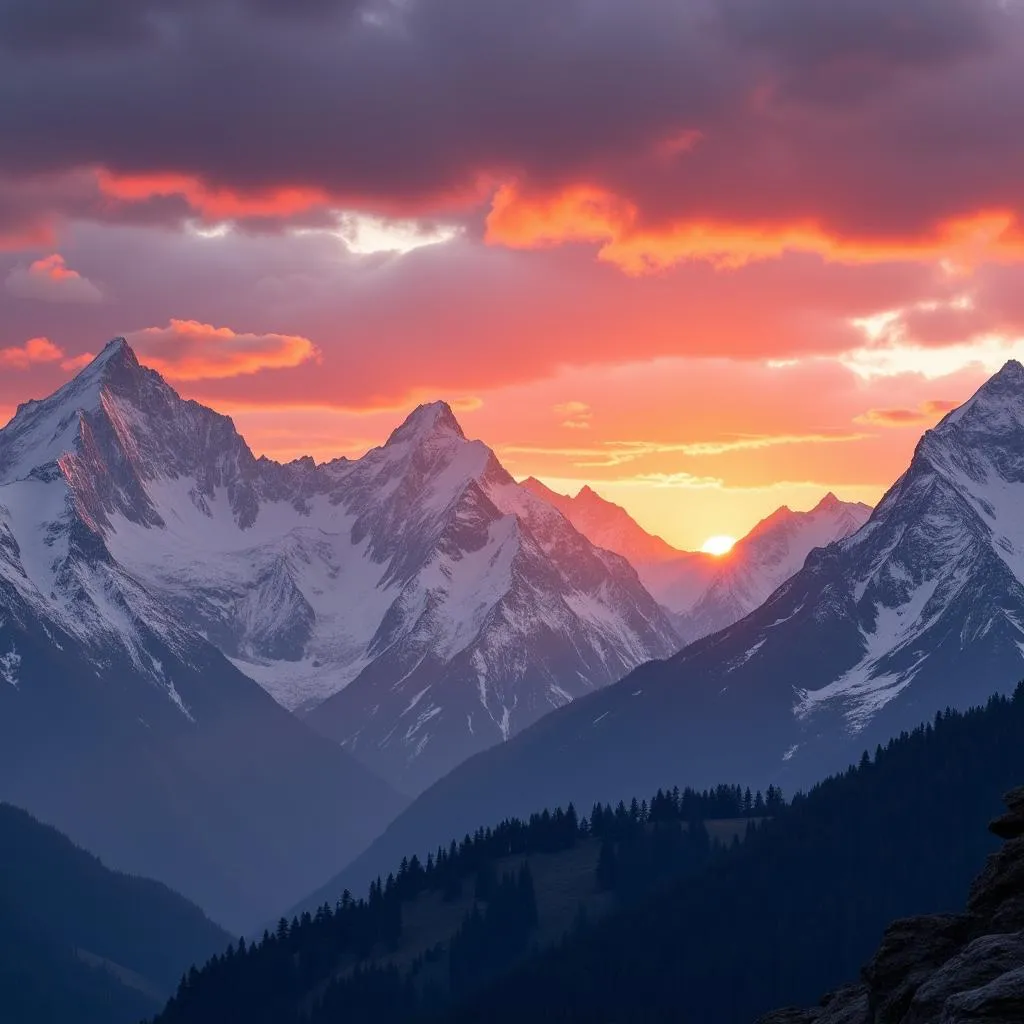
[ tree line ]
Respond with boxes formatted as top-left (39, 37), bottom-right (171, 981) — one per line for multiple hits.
top-left (149, 782), bottom-right (782, 1024)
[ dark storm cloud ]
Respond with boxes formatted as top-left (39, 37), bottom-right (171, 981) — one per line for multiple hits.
top-left (721, 0), bottom-right (995, 71)
top-left (0, 0), bottom-right (723, 191)
top-left (0, 0), bottom-right (156, 51)
top-left (0, 0), bottom-right (362, 51)
top-left (0, 0), bottom-right (1021, 257)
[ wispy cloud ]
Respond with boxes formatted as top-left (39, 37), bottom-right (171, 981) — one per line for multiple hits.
top-left (553, 400), bottom-right (592, 430)
top-left (499, 431), bottom-right (866, 468)
top-left (620, 471), bottom-right (724, 489)
top-left (855, 399), bottom-right (959, 427)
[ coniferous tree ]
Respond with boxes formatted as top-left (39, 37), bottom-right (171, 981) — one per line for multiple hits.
top-left (596, 838), bottom-right (617, 892)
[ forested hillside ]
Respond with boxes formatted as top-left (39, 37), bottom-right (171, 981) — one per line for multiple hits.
top-left (150, 786), bottom-right (771, 1023)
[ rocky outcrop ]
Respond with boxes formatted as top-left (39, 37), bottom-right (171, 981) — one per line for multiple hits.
top-left (759, 986), bottom-right (870, 1024)
top-left (757, 788), bottom-right (1024, 1024)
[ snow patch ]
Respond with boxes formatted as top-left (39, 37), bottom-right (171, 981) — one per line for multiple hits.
top-left (795, 578), bottom-right (940, 729)
top-left (165, 678), bottom-right (195, 722)
top-left (0, 645), bottom-right (20, 687)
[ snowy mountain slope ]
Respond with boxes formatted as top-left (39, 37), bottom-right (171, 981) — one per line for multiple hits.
top-left (3, 341), bottom-right (678, 796)
top-left (0, 340), bottom-right (405, 930)
top-left (315, 362), bottom-right (1024, 890)
top-left (298, 407), bottom-right (681, 792)
top-left (521, 477), bottom-right (870, 642)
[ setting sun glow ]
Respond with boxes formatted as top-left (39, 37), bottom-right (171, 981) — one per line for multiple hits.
top-left (701, 535), bottom-right (737, 556)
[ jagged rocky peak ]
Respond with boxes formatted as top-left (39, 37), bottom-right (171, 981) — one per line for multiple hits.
top-left (5, 338), bottom-right (157, 437)
top-left (0, 336), bottom-right (269, 531)
top-left (50, 337), bottom-right (152, 407)
top-left (84, 334), bottom-right (137, 372)
top-left (758, 786), bottom-right (1024, 1024)
top-left (850, 359), bottom-right (1024, 568)
top-left (962, 358), bottom-right (1024, 404)
top-left (520, 476), bottom-right (557, 500)
top-left (0, 338), bottom-right (149, 483)
top-left (744, 504), bottom-right (796, 537)
top-left (932, 358), bottom-right (1024, 440)
top-left (384, 400), bottom-right (466, 446)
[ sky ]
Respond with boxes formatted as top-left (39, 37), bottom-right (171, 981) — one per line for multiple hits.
top-left (1, 0), bottom-right (1023, 551)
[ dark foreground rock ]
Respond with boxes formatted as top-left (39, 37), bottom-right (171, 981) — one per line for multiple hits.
top-left (756, 789), bottom-right (1024, 1024)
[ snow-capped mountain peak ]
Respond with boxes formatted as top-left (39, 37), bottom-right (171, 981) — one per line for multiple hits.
top-left (688, 356), bottom-right (1024, 766)
top-left (520, 476), bottom-right (684, 566)
top-left (936, 358), bottom-right (1024, 430)
top-left (385, 400), bottom-right (466, 445)
top-left (0, 337), bottom-right (406, 928)
top-left (811, 491), bottom-right (843, 512)
top-left (0, 338), bottom-right (141, 483)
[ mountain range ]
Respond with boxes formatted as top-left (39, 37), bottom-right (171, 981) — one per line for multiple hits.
top-left (306, 360), bottom-right (1024, 899)
top-left (29, 343), bottom-right (678, 795)
top-left (0, 338), bottom-right (873, 812)
top-left (0, 337), bottom-right (704, 920)
top-left (295, 404), bottom-right (679, 792)
top-left (7, 333), bottom-right (985, 939)
top-left (524, 477), bottom-right (870, 640)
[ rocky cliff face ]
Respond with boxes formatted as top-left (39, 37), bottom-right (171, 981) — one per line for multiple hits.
top-left (759, 788), bottom-right (1024, 1024)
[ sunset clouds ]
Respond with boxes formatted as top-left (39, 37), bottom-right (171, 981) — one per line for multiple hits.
top-left (0, 0), bottom-right (1023, 547)
top-left (6, 254), bottom-right (102, 303)
top-left (856, 400), bottom-right (960, 428)
top-left (0, 336), bottom-right (64, 369)
top-left (554, 402), bottom-right (593, 430)
top-left (0, 0), bottom-right (1020, 255)
top-left (127, 320), bottom-right (320, 381)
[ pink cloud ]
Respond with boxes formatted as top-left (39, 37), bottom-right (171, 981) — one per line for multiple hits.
top-left (126, 319), bottom-right (320, 381)
top-left (60, 352), bottom-right (95, 372)
top-left (0, 336), bottom-right (65, 369)
top-left (5, 253), bottom-right (102, 303)
top-left (855, 398), bottom-right (960, 427)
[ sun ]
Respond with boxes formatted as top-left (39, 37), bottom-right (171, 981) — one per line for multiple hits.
top-left (701, 535), bottom-right (737, 557)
